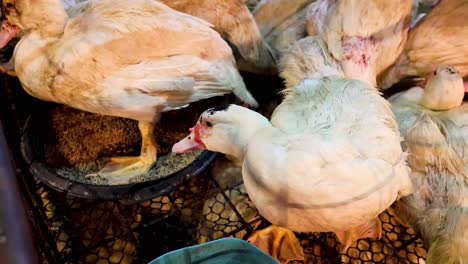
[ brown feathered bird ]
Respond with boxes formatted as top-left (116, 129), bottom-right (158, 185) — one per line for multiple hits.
top-left (159, 0), bottom-right (277, 74)
top-left (253, 0), bottom-right (315, 59)
top-left (379, 0), bottom-right (468, 90)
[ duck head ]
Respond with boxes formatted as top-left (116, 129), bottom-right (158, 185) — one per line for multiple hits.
top-left (172, 104), bottom-right (271, 160)
top-left (419, 65), bottom-right (465, 111)
top-left (0, 0), bottom-right (68, 48)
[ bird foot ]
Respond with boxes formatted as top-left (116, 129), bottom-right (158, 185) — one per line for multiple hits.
top-left (247, 225), bottom-right (305, 264)
top-left (335, 218), bottom-right (382, 254)
top-left (87, 156), bottom-right (155, 185)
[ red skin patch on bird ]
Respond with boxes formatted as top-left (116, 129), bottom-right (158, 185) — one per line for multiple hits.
top-left (190, 123), bottom-right (207, 149)
top-left (342, 36), bottom-right (377, 67)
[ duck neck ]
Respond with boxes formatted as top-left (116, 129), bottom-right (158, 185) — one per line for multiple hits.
top-left (24, 0), bottom-right (68, 38)
top-left (12, 32), bottom-right (59, 102)
top-left (209, 108), bottom-right (272, 161)
top-left (232, 120), bottom-right (273, 161)
top-left (341, 35), bottom-right (378, 87)
top-left (341, 60), bottom-right (377, 87)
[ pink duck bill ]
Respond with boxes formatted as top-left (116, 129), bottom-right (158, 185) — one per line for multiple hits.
top-left (172, 124), bottom-right (206, 153)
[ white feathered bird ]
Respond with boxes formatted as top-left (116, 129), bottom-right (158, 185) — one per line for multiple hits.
top-left (173, 41), bottom-right (412, 251)
top-left (390, 65), bottom-right (468, 264)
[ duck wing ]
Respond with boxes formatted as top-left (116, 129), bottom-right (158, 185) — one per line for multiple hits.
top-left (243, 128), bottom-right (410, 232)
top-left (94, 55), bottom-right (252, 114)
top-left (441, 103), bottom-right (468, 171)
top-left (50, 0), bottom-right (236, 83)
top-left (390, 87), bottom-right (468, 178)
top-left (44, 0), bottom-right (257, 109)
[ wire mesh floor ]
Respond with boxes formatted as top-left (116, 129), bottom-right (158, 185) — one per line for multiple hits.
top-left (22, 165), bottom-right (429, 264)
top-left (1, 67), bottom-right (429, 263)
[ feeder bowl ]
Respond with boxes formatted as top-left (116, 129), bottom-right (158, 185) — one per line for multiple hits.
top-left (19, 101), bottom-right (222, 203)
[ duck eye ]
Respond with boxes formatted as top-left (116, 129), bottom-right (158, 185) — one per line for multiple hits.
top-left (206, 121), bottom-right (213, 127)
top-left (433, 71), bottom-right (437, 75)
top-left (5, 2), bottom-right (14, 8)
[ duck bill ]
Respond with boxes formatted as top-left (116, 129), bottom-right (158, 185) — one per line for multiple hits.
top-left (0, 20), bottom-right (20, 49)
top-left (172, 132), bottom-right (206, 153)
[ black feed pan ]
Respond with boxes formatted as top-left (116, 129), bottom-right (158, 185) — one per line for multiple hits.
top-left (20, 107), bottom-right (218, 204)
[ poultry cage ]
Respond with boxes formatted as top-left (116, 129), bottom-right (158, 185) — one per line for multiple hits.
top-left (0, 36), bottom-right (430, 263)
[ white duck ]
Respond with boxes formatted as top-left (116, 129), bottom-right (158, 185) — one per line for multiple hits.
top-left (0, 0), bottom-right (257, 184)
top-left (307, 0), bottom-right (413, 86)
top-left (389, 65), bottom-right (468, 264)
top-left (173, 75), bottom-right (412, 252)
